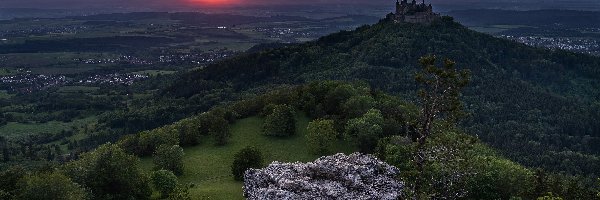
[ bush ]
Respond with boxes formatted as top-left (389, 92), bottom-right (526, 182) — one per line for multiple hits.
top-left (232, 146), bottom-right (263, 181)
top-left (138, 127), bottom-right (179, 156)
top-left (345, 109), bottom-right (385, 153)
top-left (117, 134), bottom-right (141, 155)
top-left (62, 144), bottom-right (151, 200)
top-left (17, 172), bottom-right (89, 200)
top-left (199, 110), bottom-right (231, 146)
top-left (306, 119), bottom-right (337, 155)
top-left (168, 184), bottom-right (192, 200)
top-left (151, 170), bottom-right (178, 198)
top-left (153, 145), bottom-right (185, 176)
top-left (0, 166), bottom-right (26, 198)
top-left (342, 95), bottom-right (375, 118)
top-left (175, 117), bottom-right (203, 146)
top-left (262, 104), bottom-right (296, 137)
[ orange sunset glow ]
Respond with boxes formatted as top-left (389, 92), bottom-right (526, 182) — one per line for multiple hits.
top-left (186, 0), bottom-right (239, 6)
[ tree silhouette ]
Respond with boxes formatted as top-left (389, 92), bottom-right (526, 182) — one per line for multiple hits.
top-left (413, 55), bottom-right (470, 196)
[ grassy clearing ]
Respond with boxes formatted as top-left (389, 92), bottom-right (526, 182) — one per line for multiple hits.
top-left (0, 90), bottom-right (13, 99)
top-left (141, 113), bottom-right (355, 200)
top-left (0, 116), bottom-right (97, 138)
top-left (57, 86), bottom-right (99, 93)
top-left (0, 69), bottom-right (15, 76)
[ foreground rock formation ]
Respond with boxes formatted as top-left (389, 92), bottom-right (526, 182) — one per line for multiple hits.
top-left (243, 153), bottom-right (403, 200)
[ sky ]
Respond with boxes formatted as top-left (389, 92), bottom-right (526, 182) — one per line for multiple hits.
top-left (0, 0), bottom-right (390, 8)
top-left (1, 0), bottom-right (599, 10)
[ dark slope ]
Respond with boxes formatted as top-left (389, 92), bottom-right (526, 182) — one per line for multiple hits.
top-left (165, 17), bottom-right (600, 177)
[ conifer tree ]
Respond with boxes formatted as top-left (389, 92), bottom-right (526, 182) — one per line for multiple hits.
top-left (413, 55), bottom-right (470, 195)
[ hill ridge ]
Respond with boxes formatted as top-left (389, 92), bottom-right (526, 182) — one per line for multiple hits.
top-left (164, 17), bottom-right (600, 177)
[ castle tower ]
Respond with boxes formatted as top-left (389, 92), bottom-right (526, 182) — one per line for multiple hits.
top-left (388, 0), bottom-right (440, 24)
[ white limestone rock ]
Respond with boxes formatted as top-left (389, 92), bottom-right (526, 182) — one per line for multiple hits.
top-left (244, 152), bottom-right (403, 200)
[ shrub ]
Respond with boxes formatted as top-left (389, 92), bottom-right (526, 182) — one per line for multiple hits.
top-left (62, 144), bottom-right (151, 200)
top-left (153, 145), bottom-right (185, 176)
top-left (138, 127), bottom-right (179, 156)
top-left (18, 172), bottom-right (89, 200)
top-left (306, 119), bottom-right (337, 155)
top-left (199, 110), bottom-right (231, 146)
top-left (232, 146), bottom-right (263, 181)
top-left (345, 109), bottom-right (385, 153)
top-left (151, 170), bottom-right (178, 198)
top-left (176, 117), bottom-right (203, 146)
top-left (263, 104), bottom-right (296, 137)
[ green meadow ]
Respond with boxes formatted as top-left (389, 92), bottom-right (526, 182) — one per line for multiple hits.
top-left (141, 114), bottom-right (355, 200)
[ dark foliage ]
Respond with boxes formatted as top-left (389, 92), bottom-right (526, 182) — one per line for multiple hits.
top-left (232, 146), bottom-right (263, 181)
top-left (262, 104), bottom-right (296, 137)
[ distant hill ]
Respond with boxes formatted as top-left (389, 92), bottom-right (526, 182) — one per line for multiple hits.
top-left (67, 12), bottom-right (379, 28)
top-left (447, 9), bottom-right (600, 28)
top-left (164, 17), bottom-right (600, 177)
top-left (70, 12), bottom-right (313, 26)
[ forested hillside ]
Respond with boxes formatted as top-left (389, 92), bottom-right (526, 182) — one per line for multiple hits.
top-left (164, 16), bottom-right (600, 178)
top-left (3, 81), bottom-right (595, 199)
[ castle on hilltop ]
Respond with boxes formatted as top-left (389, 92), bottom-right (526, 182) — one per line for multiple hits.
top-left (387, 0), bottom-right (440, 24)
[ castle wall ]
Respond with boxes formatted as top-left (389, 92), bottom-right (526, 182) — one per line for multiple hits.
top-left (390, 1), bottom-right (439, 24)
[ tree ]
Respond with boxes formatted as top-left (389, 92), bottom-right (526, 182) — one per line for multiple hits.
top-left (413, 55), bottom-right (470, 195)
top-left (306, 119), bottom-right (337, 155)
top-left (153, 145), bottom-right (185, 176)
top-left (263, 104), bottom-right (296, 137)
top-left (150, 170), bottom-right (178, 199)
top-left (200, 110), bottom-right (231, 146)
top-left (342, 95), bottom-right (375, 118)
top-left (210, 117), bottom-right (230, 146)
top-left (345, 109), bottom-right (385, 153)
top-left (117, 134), bottom-right (141, 155)
top-left (537, 193), bottom-right (564, 200)
top-left (168, 185), bottom-right (191, 200)
top-left (0, 136), bottom-right (8, 162)
top-left (138, 127), bottom-right (179, 156)
top-left (232, 146), bottom-right (263, 181)
top-left (0, 166), bottom-right (26, 199)
top-left (62, 143), bottom-right (151, 200)
top-left (176, 118), bottom-right (202, 146)
top-left (17, 172), bottom-right (89, 200)
top-left (0, 190), bottom-right (10, 200)
top-left (597, 178), bottom-right (599, 198)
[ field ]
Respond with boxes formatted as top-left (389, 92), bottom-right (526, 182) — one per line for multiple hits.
top-left (57, 86), bottom-right (99, 93)
top-left (141, 114), bottom-right (355, 200)
top-left (0, 90), bottom-right (13, 99)
top-left (0, 116), bottom-right (96, 138)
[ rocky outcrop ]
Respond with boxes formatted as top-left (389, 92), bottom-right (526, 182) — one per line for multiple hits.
top-left (243, 153), bottom-right (403, 200)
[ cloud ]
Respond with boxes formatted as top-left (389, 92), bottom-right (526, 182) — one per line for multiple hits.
top-left (0, 0), bottom-right (396, 9)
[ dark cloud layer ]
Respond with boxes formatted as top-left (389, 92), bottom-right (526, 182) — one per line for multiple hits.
top-left (1, 0), bottom-right (598, 10)
top-left (0, 0), bottom-right (392, 9)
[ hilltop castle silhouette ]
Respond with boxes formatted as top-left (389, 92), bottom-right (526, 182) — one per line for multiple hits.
top-left (387, 0), bottom-right (440, 23)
